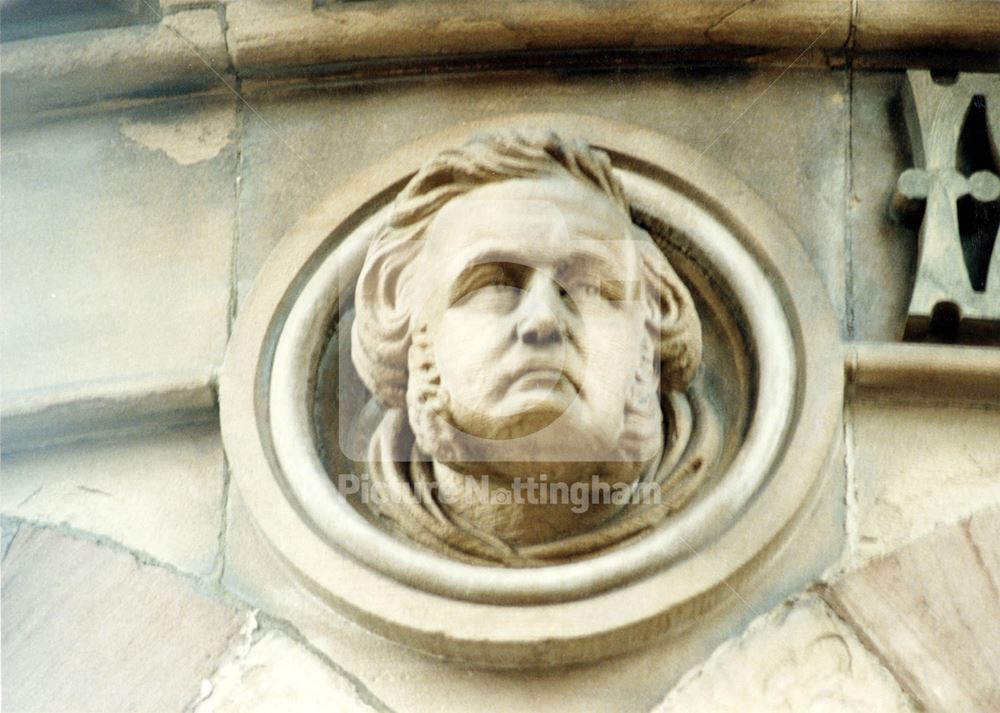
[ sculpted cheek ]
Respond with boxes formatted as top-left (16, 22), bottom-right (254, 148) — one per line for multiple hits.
top-left (434, 312), bottom-right (509, 412)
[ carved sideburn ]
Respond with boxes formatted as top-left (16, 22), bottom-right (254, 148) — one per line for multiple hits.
top-left (894, 70), bottom-right (1000, 341)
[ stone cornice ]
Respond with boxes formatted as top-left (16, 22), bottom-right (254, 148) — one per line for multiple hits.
top-left (3, 1), bottom-right (999, 118)
top-left (846, 342), bottom-right (1000, 405)
top-left (0, 372), bottom-right (218, 455)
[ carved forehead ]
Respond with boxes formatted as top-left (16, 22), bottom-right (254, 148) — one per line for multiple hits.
top-left (428, 173), bottom-right (632, 232)
top-left (417, 174), bottom-right (641, 276)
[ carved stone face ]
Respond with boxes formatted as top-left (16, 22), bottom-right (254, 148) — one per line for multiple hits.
top-left (410, 173), bottom-right (655, 462)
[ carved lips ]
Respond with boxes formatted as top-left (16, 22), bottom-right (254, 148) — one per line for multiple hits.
top-left (500, 359), bottom-right (581, 399)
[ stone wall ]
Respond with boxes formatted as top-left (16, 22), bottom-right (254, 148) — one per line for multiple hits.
top-left (3, 2), bottom-right (999, 711)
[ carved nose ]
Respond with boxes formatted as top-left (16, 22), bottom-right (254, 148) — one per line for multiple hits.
top-left (516, 278), bottom-right (565, 346)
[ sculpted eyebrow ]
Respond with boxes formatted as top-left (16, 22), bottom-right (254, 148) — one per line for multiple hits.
top-left (556, 251), bottom-right (624, 284)
top-left (448, 261), bottom-right (523, 304)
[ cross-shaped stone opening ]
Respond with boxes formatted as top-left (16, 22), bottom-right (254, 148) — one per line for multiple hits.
top-left (956, 94), bottom-right (999, 292)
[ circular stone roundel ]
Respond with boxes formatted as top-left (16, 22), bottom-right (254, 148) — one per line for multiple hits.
top-left (220, 114), bottom-right (843, 667)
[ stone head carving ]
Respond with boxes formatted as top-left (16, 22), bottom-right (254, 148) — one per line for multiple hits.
top-left (350, 130), bottom-right (709, 563)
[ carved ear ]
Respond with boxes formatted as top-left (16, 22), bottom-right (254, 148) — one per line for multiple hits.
top-left (640, 239), bottom-right (703, 392)
top-left (352, 232), bottom-right (423, 408)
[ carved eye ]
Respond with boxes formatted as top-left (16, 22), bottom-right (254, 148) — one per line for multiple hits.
top-left (563, 275), bottom-right (598, 297)
top-left (450, 262), bottom-right (526, 308)
top-left (487, 262), bottom-right (526, 289)
top-left (573, 279), bottom-right (614, 301)
top-left (600, 280), bottom-right (628, 302)
top-left (488, 270), bottom-right (516, 288)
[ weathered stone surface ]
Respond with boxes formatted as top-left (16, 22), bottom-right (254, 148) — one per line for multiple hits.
top-left (1, 9), bottom-right (230, 116)
top-left (1, 375), bottom-right (217, 453)
top-left (1, 526), bottom-right (242, 713)
top-left (653, 595), bottom-right (917, 712)
top-left (854, 0), bottom-right (1000, 52)
top-left (225, 1), bottom-right (850, 77)
top-left (826, 506), bottom-right (1000, 713)
top-left (193, 623), bottom-right (382, 713)
top-left (0, 97), bottom-right (236, 399)
top-left (1, 424), bottom-right (225, 576)
top-left (236, 69), bottom-right (847, 323)
top-left (848, 400), bottom-right (1000, 565)
top-left (221, 0), bottom-right (1000, 75)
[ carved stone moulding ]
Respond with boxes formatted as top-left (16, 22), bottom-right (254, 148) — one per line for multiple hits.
top-left (220, 115), bottom-right (843, 666)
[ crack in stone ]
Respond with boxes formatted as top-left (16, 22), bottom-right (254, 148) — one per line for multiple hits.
top-left (1, 514), bottom-right (205, 585)
top-left (704, 0), bottom-right (758, 44)
top-left (212, 455), bottom-right (232, 585)
top-left (254, 612), bottom-right (402, 713)
top-left (16, 485), bottom-right (44, 508)
top-left (1, 518), bottom-right (21, 561)
top-left (183, 609), bottom-right (261, 713)
top-left (0, 517), bottom-right (398, 712)
top-left (76, 485), bottom-right (113, 497)
top-left (818, 591), bottom-right (925, 710)
top-left (961, 516), bottom-right (1000, 601)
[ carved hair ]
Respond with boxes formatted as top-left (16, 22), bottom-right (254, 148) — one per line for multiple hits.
top-left (352, 129), bottom-right (702, 409)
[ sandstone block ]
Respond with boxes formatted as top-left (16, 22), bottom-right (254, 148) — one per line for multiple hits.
top-left (848, 400), bottom-right (1000, 566)
top-left (1, 424), bottom-right (225, 576)
top-left (1, 98), bottom-right (236, 400)
top-left (653, 595), bottom-right (917, 713)
top-left (1, 526), bottom-right (242, 712)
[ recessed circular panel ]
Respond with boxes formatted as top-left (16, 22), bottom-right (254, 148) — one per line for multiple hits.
top-left (220, 115), bottom-right (842, 666)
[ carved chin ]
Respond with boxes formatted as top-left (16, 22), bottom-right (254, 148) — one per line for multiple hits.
top-left (453, 398), bottom-right (569, 441)
top-left (405, 338), bottom-right (664, 468)
top-left (407, 380), bottom-right (663, 470)
top-left (407, 381), bottom-right (561, 461)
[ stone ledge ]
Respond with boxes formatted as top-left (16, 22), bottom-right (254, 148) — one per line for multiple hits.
top-left (225, 0), bottom-right (1000, 75)
top-left (1, 8), bottom-right (230, 118)
top-left (225, 0), bottom-right (851, 77)
top-left (854, 0), bottom-right (1000, 52)
top-left (11, 340), bottom-right (985, 454)
top-left (1, 372), bottom-right (217, 454)
top-left (846, 342), bottom-right (1000, 405)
